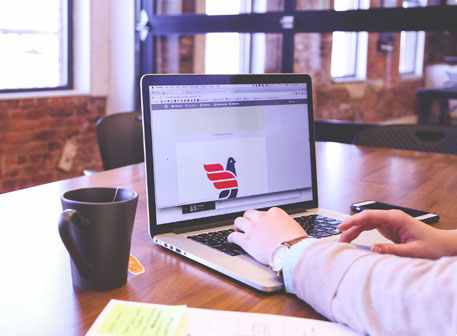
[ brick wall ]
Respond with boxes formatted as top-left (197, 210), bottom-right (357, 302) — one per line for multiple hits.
top-left (0, 96), bottom-right (106, 194)
top-left (294, 31), bottom-right (424, 122)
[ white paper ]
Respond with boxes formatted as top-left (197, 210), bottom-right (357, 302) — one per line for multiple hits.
top-left (179, 306), bottom-right (360, 336)
top-left (87, 300), bottom-right (361, 336)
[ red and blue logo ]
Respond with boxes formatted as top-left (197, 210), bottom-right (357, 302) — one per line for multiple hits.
top-left (204, 157), bottom-right (238, 199)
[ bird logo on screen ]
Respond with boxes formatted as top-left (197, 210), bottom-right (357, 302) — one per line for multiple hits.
top-left (203, 157), bottom-right (238, 199)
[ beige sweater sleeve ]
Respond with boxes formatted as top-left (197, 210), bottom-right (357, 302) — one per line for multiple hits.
top-left (287, 240), bottom-right (457, 335)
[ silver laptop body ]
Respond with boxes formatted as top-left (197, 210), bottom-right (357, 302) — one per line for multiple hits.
top-left (140, 74), bottom-right (390, 292)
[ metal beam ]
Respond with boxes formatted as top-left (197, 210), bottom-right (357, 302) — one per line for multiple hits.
top-left (148, 7), bottom-right (457, 34)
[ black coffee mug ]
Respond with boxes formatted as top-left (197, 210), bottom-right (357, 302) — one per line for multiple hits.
top-left (58, 187), bottom-right (138, 290)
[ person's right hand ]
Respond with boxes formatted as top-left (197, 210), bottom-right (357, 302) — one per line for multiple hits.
top-left (338, 209), bottom-right (457, 260)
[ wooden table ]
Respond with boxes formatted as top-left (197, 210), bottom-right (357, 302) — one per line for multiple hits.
top-left (1, 142), bottom-right (457, 335)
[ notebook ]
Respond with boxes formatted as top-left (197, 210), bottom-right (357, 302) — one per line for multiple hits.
top-left (140, 74), bottom-right (390, 292)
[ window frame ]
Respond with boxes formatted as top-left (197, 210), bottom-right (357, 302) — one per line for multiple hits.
top-left (399, 30), bottom-right (426, 76)
top-left (136, 2), bottom-right (457, 104)
top-left (398, 0), bottom-right (427, 77)
top-left (204, 0), bottom-right (252, 74)
top-left (0, 0), bottom-right (73, 94)
top-left (331, 0), bottom-right (369, 82)
top-left (138, 4), bottom-right (457, 73)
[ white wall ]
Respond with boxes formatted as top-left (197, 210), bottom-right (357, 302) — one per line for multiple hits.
top-left (107, 0), bottom-right (136, 114)
top-left (91, 0), bottom-right (136, 114)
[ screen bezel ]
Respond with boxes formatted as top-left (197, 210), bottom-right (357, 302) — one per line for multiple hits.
top-left (140, 74), bottom-right (318, 236)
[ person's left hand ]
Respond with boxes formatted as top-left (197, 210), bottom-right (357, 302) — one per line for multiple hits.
top-left (227, 207), bottom-right (308, 265)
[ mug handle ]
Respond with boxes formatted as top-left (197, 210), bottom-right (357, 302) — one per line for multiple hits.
top-left (58, 209), bottom-right (94, 278)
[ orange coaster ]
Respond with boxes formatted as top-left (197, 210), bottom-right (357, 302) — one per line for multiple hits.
top-left (128, 255), bottom-right (145, 275)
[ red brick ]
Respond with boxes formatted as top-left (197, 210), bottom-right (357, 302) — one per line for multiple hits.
top-left (59, 129), bottom-right (79, 138)
top-left (72, 96), bottom-right (89, 105)
top-left (30, 152), bottom-right (51, 162)
top-left (2, 179), bottom-right (16, 191)
top-left (16, 155), bottom-right (27, 164)
top-left (8, 108), bottom-right (28, 119)
top-left (48, 141), bottom-right (61, 151)
top-left (16, 179), bottom-right (34, 191)
top-left (51, 106), bottom-right (72, 117)
top-left (4, 132), bottom-right (34, 144)
top-left (35, 130), bottom-right (57, 141)
top-left (2, 144), bottom-right (22, 154)
top-left (0, 100), bottom-right (19, 109)
top-left (9, 119), bottom-right (39, 132)
top-left (22, 164), bottom-right (44, 175)
top-left (5, 155), bottom-right (20, 166)
top-left (47, 118), bottom-right (66, 128)
top-left (5, 166), bottom-right (20, 177)
top-left (22, 141), bottom-right (48, 153)
top-left (47, 97), bottom-right (65, 105)
top-left (18, 98), bottom-right (39, 108)
top-left (64, 116), bottom-right (85, 128)
top-left (0, 110), bottom-right (10, 121)
top-left (44, 157), bottom-right (60, 169)
top-left (31, 173), bottom-right (55, 184)
top-left (26, 107), bottom-right (52, 120)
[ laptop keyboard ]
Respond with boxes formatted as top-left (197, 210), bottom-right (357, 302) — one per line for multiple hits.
top-left (187, 228), bottom-right (244, 256)
top-left (295, 214), bottom-right (342, 238)
top-left (186, 214), bottom-right (342, 256)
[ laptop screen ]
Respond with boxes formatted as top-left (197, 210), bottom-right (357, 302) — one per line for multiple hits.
top-left (141, 74), bottom-right (317, 231)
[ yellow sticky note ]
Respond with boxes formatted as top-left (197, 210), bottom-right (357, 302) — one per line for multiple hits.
top-left (97, 303), bottom-right (186, 336)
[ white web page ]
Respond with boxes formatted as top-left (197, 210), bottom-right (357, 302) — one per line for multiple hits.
top-left (150, 94), bottom-right (313, 224)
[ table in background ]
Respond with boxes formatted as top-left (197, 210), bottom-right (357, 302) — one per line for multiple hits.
top-left (417, 87), bottom-right (457, 125)
top-left (1, 142), bottom-right (457, 335)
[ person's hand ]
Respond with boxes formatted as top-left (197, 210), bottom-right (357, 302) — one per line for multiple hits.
top-left (227, 207), bottom-right (308, 265)
top-left (338, 209), bottom-right (457, 259)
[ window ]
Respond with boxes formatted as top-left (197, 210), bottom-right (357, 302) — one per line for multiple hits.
top-left (204, 0), bottom-right (266, 74)
top-left (399, 0), bottom-right (427, 76)
top-left (0, 0), bottom-right (72, 92)
top-left (331, 0), bottom-right (369, 80)
top-left (204, 0), bottom-right (250, 74)
top-left (140, 1), bottom-right (457, 79)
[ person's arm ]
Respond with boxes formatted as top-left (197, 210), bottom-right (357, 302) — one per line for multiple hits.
top-left (227, 207), bottom-right (457, 268)
top-left (285, 238), bottom-right (457, 335)
top-left (228, 207), bottom-right (457, 335)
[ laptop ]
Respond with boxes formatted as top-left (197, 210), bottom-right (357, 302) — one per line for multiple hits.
top-left (140, 74), bottom-right (390, 292)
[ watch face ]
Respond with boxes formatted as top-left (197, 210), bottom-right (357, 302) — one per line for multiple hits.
top-left (270, 244), bottom-right (289, 272)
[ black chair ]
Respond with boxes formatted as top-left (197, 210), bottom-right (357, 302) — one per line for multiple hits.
top-left (96, 112), bottom-right (144, 170)
top-left (352, 124), bottom-right (457, 155)
top-left (315, 119), bottom-right (377, 144)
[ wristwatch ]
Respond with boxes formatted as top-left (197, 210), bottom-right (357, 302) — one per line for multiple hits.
top-left (269, 236), bottom-right (310, 276)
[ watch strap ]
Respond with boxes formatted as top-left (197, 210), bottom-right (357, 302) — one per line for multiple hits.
top-left (282, 235), bottom-right (310, 248)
